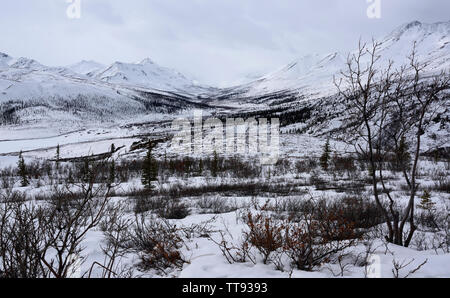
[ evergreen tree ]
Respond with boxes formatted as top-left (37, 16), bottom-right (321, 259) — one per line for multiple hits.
top-left (67, 168), bottom-right (74, 184)
top-left (111, 143), bottom-right (116, 154)
top-left (81, 158), bottom-right (90, 184)
top-left (418, 190), bottom-right (435, 211)
top-left (368, 164), bottom-right (375, 178)
top-left (108, 160), bottom-right (115, 188)
top-left (164, 151), bottom-right (168, 168)
top-left (18, 151), bottom-right (29, 187)
top-left (320, 139), bottom-right (331, 171)
top-left (211, 151), bottom-right (219, 177)
top-left (198, 159), bottom-right (204, 175)
top-left (55, 144), bottom-right (60, 170)
top-left (395, 136), bottom-right (411, 172)
top-left (184, 157), bottom-right (192, 175)
top-left (142, 143), bottom-right (158, 189)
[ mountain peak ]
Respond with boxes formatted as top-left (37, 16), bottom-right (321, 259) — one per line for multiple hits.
top-left (0, 52), bottom-right (12, 69)
top-left (10, 57), bottom-right (46, 70)
top-left (139, 58), bottom-right (155, 65)
top-left (404, 20), bottom-right (422, 30)
top-left (68, 60), bottom-right (105, 76)
top-left (389, 20), bottom-right (423, 39)
top-left (94, 57), bottom-right (200, 93)
top-left (388, 20), bottom-right (450, 41)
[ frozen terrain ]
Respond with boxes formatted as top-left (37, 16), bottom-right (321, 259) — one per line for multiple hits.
top-left (0, 21), bottom-right (449, 279)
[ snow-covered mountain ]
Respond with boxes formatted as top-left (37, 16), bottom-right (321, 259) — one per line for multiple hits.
top-left (220, 20), bottom-right (450, 101)
top-left (0, 53), bottom-right (13, 70)
top-left (0, 53), bottom-right (209, 98)
top-left (68, 60), bottom-right (105, 76)
top-left (94, 58), bottom-right (206, 94)
top-left (0, 20), bottom-right (448, 127)
top-left (0, 54), bottom-right (211, 126)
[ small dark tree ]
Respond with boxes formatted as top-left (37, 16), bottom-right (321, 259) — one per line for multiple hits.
top-left (67, 168), bottom-right (74, 184)
top-left (394, 136), bottom-right (411, 172)
top-left (55, 144), bottom-right (60, 170)
top-left (320, 139), bottom-right (331, 171)
top-left (417, 190), bottom-right (435, 211)
top-left (110, 144), bottom-right (116, 154)
top-left (184, 157), bottom-right (192, 175)
top-left (142, 143), bottom-right (158, 190)
top-left (198, 159), bottom-right (204, 175)
top-left (211, 151), bottom-right (219, 177)
top-left (81, 158), bottom-right (91, 184)
top-left (108, 160), bottom-right (116, 188)
top-left (163, 151), bottom-right (168, 168)
top-left (17, 151), bottom-right (29, 187)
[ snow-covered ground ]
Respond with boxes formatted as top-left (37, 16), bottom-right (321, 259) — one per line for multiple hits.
top-left (0, 20), bottom-right (449, 279)
top-left (1, 119), bottom-right (448, 278)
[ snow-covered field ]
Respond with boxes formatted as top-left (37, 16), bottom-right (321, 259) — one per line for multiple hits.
top-left (0, 20), bottom-right (449, 279)
top-left (1, 119), bottom-right (448, 278)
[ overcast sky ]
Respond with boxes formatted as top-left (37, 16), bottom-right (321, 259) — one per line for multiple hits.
top-left (0, 0), bottom-right (449, 87)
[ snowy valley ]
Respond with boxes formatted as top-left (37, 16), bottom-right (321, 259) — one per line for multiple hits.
top-left (0, 21), bottom-right (449, 279)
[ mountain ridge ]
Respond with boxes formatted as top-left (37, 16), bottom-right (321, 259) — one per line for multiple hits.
top-left (0, 20), bottom-right (448, 126)
top-left (215, 20), bottom-right (450, 103)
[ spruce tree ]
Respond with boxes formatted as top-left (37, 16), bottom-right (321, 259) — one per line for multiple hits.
top-left (320, 139), bottom-right (331, 171)
top-left (164, 151), bottom-right (168, 168)
top-left (184, 157), bottom-right (191, 175)
top-left (67, 168), bottom-right (74, 184)
top-left (211, 151), bottom-right (219, 177)
top-left (55, 144), bottom-right (60, 169)
top-left (108, 160), bottom-right (115, 188)
top-left (418, 190), bottom-right (435, 211)
top-left (368, 164), bottom-right (375, 178)
top-left (111, 143), bottom-right (116, 154)
top-left (395, 136), bottom-right (411, 172)
top-left (81, 158), bottom-right (90, 184)
top-left (198, 159), bottom-right (204, 175)
top-left (18, 151), bottom-right (29, 187)
top-left (142, 143), bottom-right (158, 190)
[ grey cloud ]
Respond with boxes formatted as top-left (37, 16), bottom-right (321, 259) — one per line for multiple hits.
top-left (0, 0), bottom-right (449, 87)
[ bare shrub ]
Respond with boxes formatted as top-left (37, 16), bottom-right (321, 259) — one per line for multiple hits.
top-left (392, 258), bottom-right (428, 278)
top-left (0, 160), bottom-right (114, 278)
top-left (284, 207), bottom-right (360, 271)
top-left (428, 177), bottom-right (450, 193)
top-left (130, 215), bottom-right (185, 273)
top-left (133, 192), bottom-right (166, 214)
top-left (269, 196), bottom-right (384, 230)
top-left (157, 199), bottom-right (190, 219)
top-left (295, 158), bottom-right (318, 173)
top-left (197, 197), bottom-right (237, 214)
top-left (245, 213), bottom-right (285, 264)
top-left (0, 201), bottom-right (48, 278)
top-left (209, 230), bottom-right (256, 265)
top-left (266, 198), bottom-right (310, 218)
top-left (332, 155), bottom-right (357, 173)
top-left (212, 199), bottom-right (360, 272)
top-left (96, 202), bottom-right (134, 278)
top-left (333, 196), bottom-right (386, 229)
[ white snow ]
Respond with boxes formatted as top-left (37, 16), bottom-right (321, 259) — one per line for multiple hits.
top-left (226, 21), bottom-right (450, 101)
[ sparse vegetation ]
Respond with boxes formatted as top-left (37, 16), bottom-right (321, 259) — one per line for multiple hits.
top-left (0, 32), bottom-right (448, 279)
